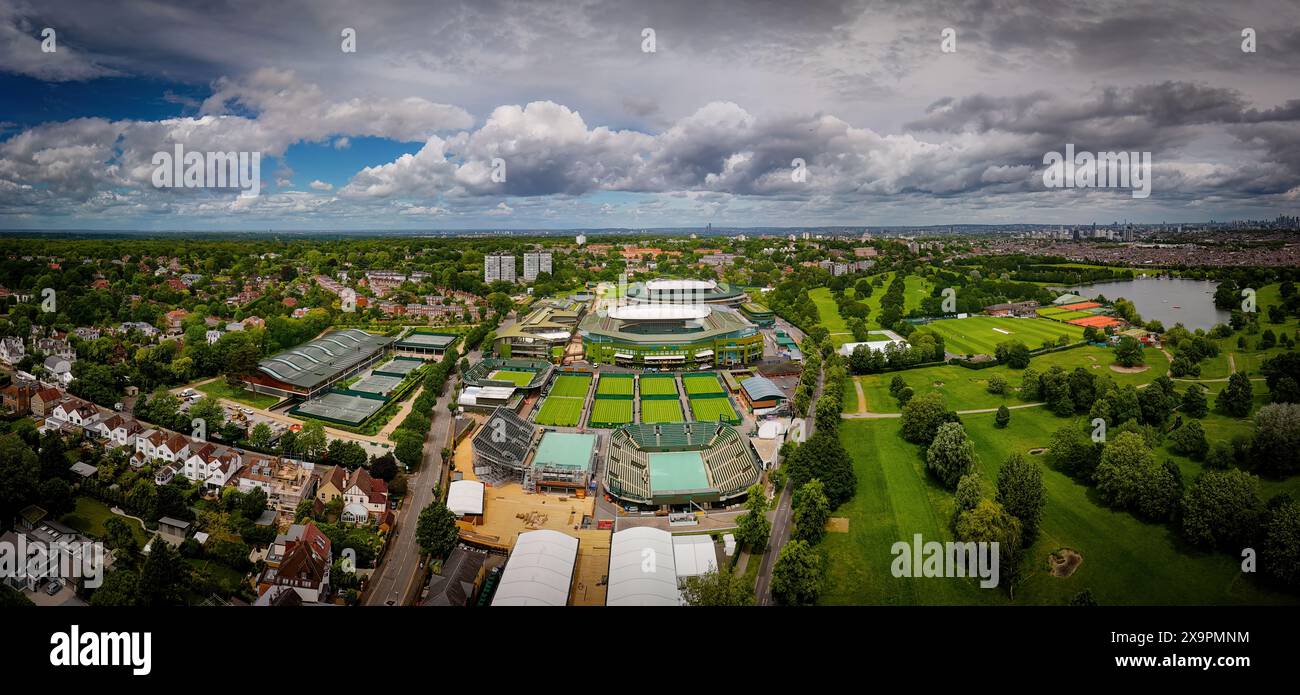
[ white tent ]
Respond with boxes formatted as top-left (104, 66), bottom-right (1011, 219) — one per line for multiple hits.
top-left (606, 527), bottom-right (679, 606)
top-left (446, 479), bottom-right (485, 517)
top-left (491, 530), bottom-right (579, 606)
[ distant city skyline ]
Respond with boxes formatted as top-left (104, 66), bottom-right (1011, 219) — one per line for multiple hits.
top-left (3, 0), bottom-right (1300, 230)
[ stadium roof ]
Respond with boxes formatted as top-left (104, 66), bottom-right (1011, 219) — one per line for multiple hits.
top-left (580, 305), bottom-right (755, 343)
top-left (607, 303), bottom-right (711, 321)
top-left (256, 329), bottom-right (393, 390)
top-left (533, 432), bottom-right (597, 472)
top-left (740, 376), bottom-right (786, 402)
top-left (491, 530), bottom-right (579, 606)
top-left (471, 406), bottom-right (536, 470)
top-left (447, 480), bottom-right (485, 517)
top-left (606, 527), bottom-right (680, 606)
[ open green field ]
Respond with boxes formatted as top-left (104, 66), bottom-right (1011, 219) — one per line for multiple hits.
top-left (61, 496), bottom-right (151, 546)
top-left (638, 376), bottom-right (679, 397)
top-left (196, 379), bottom-right (281, 409)
top-left (690, 397), bottom-right (738, 422)
top-left (847, 346), bottom-right (1162, 414)
top-left (820, 408), bottom-right (1300, 605)
top-left (810, 287), bottom-right (852, 346)
top-left (641, 399), bottom-right (685, 423)
top-left (534, 396), bottom-right (584, 426)
top-left (589, 399), bottom-right (633, 426)
top-left (489, 370), bottom-right (537, 387)
top-left (682, 374), bottom-right (725, 395)
top-left (596, 375), bottom-right (635, 396)
top-left (550, 374), bottom-right (593, 397)
top-left (926, 316), bottom-right (1084, 356)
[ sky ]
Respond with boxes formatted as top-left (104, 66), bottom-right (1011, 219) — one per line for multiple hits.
top-left (1, 0), bottom-right (1299, 231)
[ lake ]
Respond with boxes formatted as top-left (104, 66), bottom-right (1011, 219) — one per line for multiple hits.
top-left (1063, 277), bottom-right (1229, 331)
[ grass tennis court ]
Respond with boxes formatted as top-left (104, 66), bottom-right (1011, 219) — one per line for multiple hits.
top-left (1039, 310), bottom-right (1093, 322)
top-left (596, 375), bottom-right (635, 396)
top-left (926, 317), bottom-right (1083, 356)
top-left (682, 374), bottom-right (725, 395)
top-left (550, 374), bottom-right (593, 397)
top-left (638, 376), bottom-right (679, 396)
top-left (590, 399), bottom-right (633, 426)
top-left (641, 399), bottom-right (685, 423)
top-left (489, 370), bottom-right (537, 387)
top-left (690, 398), bottom-right (737, 422)
top-left (534, 396), bottom-right (585, 426)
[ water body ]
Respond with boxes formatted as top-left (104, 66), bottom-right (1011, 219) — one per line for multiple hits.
top-left (1064, 277), bottom-right (1229, 331)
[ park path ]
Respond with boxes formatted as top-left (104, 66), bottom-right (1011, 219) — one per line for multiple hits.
top-left (853, 378), bottom-right (867, 414)
top-left (841, 401), bottom-right (1047, 420)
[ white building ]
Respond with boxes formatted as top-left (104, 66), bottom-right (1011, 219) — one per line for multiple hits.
top-left (523, 252), bottom-right (552, 281)
top-left (484, 253), bottom-right (516, 283)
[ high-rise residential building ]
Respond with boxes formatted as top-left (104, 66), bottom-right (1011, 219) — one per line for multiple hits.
top-left (484, 253), bottom-right (516, 283)
top-left (575, 233), bottom-right (587, 246)
top-left (523, 252), bottom-right (552, 281)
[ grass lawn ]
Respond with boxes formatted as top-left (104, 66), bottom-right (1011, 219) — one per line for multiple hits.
top-left (589, 399), bottom-right (633, 426)
top-left (61, 496), bottom-right (151, 546)
top-left (596, 375), bottom-right (635, 396)
top-left (810, 286), bottom-right (851, 346)
top-left (641, 399), bottom-right (685, 423)
top-left (850, 345), bottom-right (1158, 413)
top-left (196, 380), bottom-right (281, 409)
top-left (638, 376), bottom-right (679, 397)
top-left (926, 316), bottom-right (1084, 356)
top-left (682, 374), bottom-right (725, 395)
top-left (185, 558), bottom-right (247, 595)
top-left (689, 398), bottom-right (738, 422)
top-left (820, 409), bottom-right (1300, 605)
top-left (534, 396), bottom-right (584, 426)
top-left (489, 370), bottom-right (537, 387)
top-left (550, 374), bottom-right (593, 397)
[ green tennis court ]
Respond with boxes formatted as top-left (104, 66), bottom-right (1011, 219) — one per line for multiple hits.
top-left (641, 399), bottom-right (684, 423)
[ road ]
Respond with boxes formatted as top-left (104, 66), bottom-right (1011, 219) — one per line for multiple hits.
top-left (363, 317), bottom-right (510, 606)
top-left (754, 346), bottom-right (819, 605)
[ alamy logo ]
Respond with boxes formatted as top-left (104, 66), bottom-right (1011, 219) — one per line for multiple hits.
top-left (1042, 144), bottom-right (1152, 199)
top-left (0, 536), bottom-right (105, 588)
top-left (891, 533), bottom-right (1000, 588)
top-left (151, 144), bottom-right (261, 198)
top-left (50, 625), bottom-right (152, 676)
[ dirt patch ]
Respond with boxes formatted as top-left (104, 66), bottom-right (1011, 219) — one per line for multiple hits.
top-left (1109, 363), bottom-right (1150, 374)
top-left (1028, 447), bottom-right (1047, 456)
top-left (933, 381), bottom-right (945, 387)
top-left (1049, 548), bottom-right (1083, 577)
top-left (1085, 355), bottom-right (1097, 363)
top-left (826, 517), bottom-right (850, 533)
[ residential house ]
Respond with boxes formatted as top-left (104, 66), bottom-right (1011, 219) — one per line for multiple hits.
top-left (1, 380), bottom-right (39, 415)
top-left (340, 467), bottom-right (392, 528)
top-left (0, 336), bottom-right (24, 365)
top-left (236, 457), bottom-right (318, 520)
top-left (181, 442), bottom-right (243, 491)
top-left (257, 522), bottom-right (332, 604)
top-left (43, 355), bottom-right (75, 386)
top-left (32, 387), bottom-right (63, 418)
top-left (92, 414), bottom-right (144, 449)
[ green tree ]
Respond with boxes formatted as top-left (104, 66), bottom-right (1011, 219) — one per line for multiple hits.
top-left (996, 453), bottom-right (1046, 544)
top-left (1216, 371), bottom-right (1254, 418)
top-left (1181, 469), bottom-right (1263, 550)
top-left (415, 501), bottom-right (459, 559)
top-left (680, 565), bottom-right (755, 606)
top-left (771, 539), bottom-right (822, 606)
top-left (792, 478), bottom-right (831, 544)
top-left (1251, 403), bottom-right (1300, 476)
top-left (137, 540), bottom-right (186, 606)
top-left (994, 404), bottom-right (1011, 428)
top-left (736, 484), bottom-right (771, 551)
top-left (953, 473), bottom-right (983, 525)
top-left (996, 340), bottom-right (1032, 369)
top-left (926, 421), bottom-right (977, 489)
top-left (900, 391), bottom-right (949, 445)
top-left (1169, 420), bottom-right (1209, 460)
top-left (1181, 385), bottom-right (1208, 418)
top-left (1260, 499), bottom-right (1300, 590)
top-left (954, 499), bottom-right (1022, 597)
top-left (784, 430), bottom-right (856, 508)
top-left (1112, 335), bottom-right (1145, 367)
